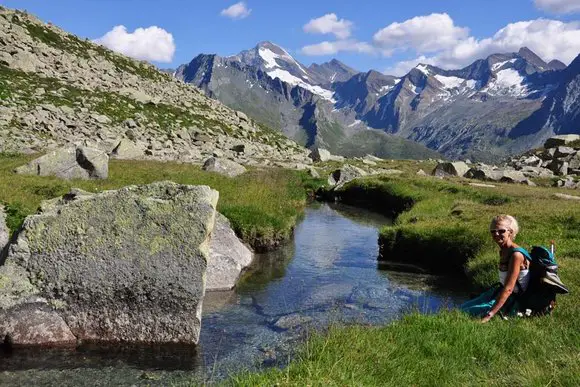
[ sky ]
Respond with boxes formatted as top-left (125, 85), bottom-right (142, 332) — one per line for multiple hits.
top-left (4, 0), bottom-right (580, 75)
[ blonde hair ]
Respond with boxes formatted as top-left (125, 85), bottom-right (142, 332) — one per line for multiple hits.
top-left (490, 214), bottom-right (519, 239)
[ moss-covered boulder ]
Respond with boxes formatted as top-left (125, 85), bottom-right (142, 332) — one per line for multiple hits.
top-left (0, 181), bottom-right (219, 346)
top-left (14, 146), bottom-right (108, 180)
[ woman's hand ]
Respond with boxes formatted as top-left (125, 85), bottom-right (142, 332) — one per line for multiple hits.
top-left (481, 311), bottom-right (494, 323)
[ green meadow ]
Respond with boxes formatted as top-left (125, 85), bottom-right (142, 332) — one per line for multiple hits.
top-left (231, 167), bottom-right (580, 386)
top-left (1, 154), bottom-right (578, 385)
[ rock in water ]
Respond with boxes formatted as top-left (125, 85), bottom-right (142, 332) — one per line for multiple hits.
top-left (206, 213), bottom-right (253, 291)
top-left (0, 182), bottom-right (219, 345)
top-left (15, 146), bottom-right (108, 180)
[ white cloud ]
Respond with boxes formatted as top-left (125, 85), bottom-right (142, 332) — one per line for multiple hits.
top-left (534, 0), bottom-right (580, 14)
top-left (301, 40), bottom-right (375, 56)
top-left (373, 13), bottom-right (469, 53)
top-left (220, 2), bottom-right (251, 20)
top-left (94, 25), bottom-right (175, 63)
top-left (383, 18), bottom-right (580, 75)
top-left (303, 13), bottom-right (353, 39)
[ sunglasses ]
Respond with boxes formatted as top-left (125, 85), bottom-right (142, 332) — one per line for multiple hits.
top-left (490, 229), bottom-right (509, 235)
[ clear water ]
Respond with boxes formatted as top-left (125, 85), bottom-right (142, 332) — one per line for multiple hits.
top-left (0, 203), bottom-right (464, 386)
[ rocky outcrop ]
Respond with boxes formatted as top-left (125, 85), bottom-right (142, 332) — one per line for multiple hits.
top-left (0, 182), bottom-right (219, 346)
top-left (0, 7), bottom-right (311, 167)
top-left (507, 135), bottom-right (580, 188)
top-left (207, 213), bottom-right (253, 291)
top-left (14, 146), bottom-right (108, 179)
top-left (202, 157), bottom-right (247, 177)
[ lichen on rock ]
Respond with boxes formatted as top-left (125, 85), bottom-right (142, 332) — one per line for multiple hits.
top-left (0, 181), bottom-right (219, 345)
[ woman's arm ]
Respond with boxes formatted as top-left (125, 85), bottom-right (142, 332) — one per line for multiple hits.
top-left (481, 252), bottom-right (524, 323)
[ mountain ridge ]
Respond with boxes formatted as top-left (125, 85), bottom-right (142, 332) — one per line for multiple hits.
top-left (175, 41), bottom-right (580, 161)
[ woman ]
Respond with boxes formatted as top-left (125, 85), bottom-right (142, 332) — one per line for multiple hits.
top-left (460, 214), bottom-right (530, 323)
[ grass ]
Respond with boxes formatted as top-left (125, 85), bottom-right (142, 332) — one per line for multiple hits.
top-left (0, 153), bottom-right (322, 250)
top-left (229, 170), bottom-right (580, 386)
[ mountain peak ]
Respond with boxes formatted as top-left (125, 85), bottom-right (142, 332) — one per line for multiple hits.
top-left (517, 47), bottom-right (547, 68)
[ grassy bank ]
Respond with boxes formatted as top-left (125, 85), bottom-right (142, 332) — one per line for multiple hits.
top-left (231, 172), bottom-right (580, 386)
top-left (0, 153), bottom-right (320, 250)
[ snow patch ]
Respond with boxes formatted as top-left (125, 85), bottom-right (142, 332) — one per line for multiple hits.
top-left (416, 64), bottom-right (430, 75)
top-left (491, 58), bottom-right (517, 72)
top-left (485, 68), bottom-right (528, 97)
top-left (434, 74), bottom-right (465, 89)
top-left (267, 68), bottom-right (335, 101)
top-left (259, 48), bottom-right (280, 69)
top-left (348, 120), bottom-right (362, 127)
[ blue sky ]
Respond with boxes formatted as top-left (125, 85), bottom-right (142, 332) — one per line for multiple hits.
top-left (4, 0), bottom-right (580, 75)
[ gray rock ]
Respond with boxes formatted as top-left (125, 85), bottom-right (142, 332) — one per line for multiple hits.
top-left (110, 139), bottom-right (144, 160)
top-left (328, 164), bottom-right (367, 187)
top-left (554, 146), bottom-right (576, 158)
top-left (206, 213), bottom-right (253, 291)
top-left (307, 167), bottom-right (320, 179)
top-left (0, 182), bottom-right (219, 345)
top-left (308, 147), bottom-right (332, 162)
top-left (0, 302), bottom-right (76, 346)
top-left (0, 205), bottom-right (8, 253)
top-left (465, 166), bottom-right (503, 181)
top-left (235, 110), bottom-right (249, 122)
top-left (468, 183), bottom-right (496, 188)
top-left (416, 169), bottom-right (427, 176)
top-left (499, 170), bottom-right (527, 184)
top-left (544, 135), bottom-right (580, 149)
top-left (14, 146), bottom-right (109, 180)
top-left (202, 157), bottom-right (246, 177)
top-left (432, 161), bottom-right (469, 177)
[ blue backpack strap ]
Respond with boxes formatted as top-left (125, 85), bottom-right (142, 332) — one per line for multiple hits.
top-left (511, 247), bottom-right (532, 262)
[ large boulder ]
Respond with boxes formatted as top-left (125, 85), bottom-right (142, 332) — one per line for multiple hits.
top-left (202, 157), bottom-right (246, 178)
top-left (110, 139), bottom-right (145, 160)
top-left (465, 165), bottom-right (504, 181)
top-left (432, 161), bottom-right (469, 177)
top-left (15, 146), bottom-right (108, 180)
top-left (308, 147), bottom-right (332, 163)
top-left (206, 213), bottom-right (253, 291)
top-left (0, 182), bottom-right (219, 346)
top-left (544, 135), bottom-right (580, 149)
top-left (328, 164), bottom-right (367, 187)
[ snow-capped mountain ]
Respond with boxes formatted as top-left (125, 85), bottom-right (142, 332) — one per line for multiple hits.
top-left (175, 43), bottom-right (580, 161)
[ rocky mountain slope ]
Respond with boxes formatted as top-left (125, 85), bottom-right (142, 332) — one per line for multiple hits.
top-left (0, 7), bottom-right (311, 167)
top-left (177, 42), bottom-right (580, 162)
top-left (175, 42), bottom-right (441, 160)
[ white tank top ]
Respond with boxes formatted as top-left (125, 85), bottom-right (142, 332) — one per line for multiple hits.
top-left (499, 269), bottom-right (530, 293)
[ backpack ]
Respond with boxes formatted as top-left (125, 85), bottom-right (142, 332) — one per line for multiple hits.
top-left (512, 245), bottom-right (569, 316)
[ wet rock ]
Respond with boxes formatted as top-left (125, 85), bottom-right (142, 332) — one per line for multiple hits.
top-left (0, 302), bottom-right (76, 346)
top-left (202, 157), bottom-right (246, 178)
top-left (207, 213), bottom-right (253, 291)
top-left (14, 146), bottom-right (108, 180)
top-left (0, 182), bottom-right (219, 345)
